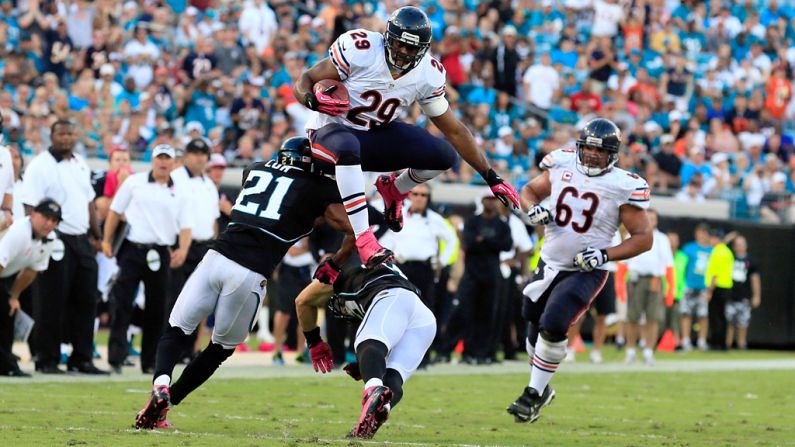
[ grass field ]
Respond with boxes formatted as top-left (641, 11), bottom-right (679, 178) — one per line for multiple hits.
top-left (1, 350), bottom-right (794, 447)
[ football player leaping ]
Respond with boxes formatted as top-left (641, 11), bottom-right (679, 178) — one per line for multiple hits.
top-left (293, 6), bottom-right (519, 268)
top-left (296, 261), bottom-right (435, 439)
top-left (134, 137), bottom-right (356, 430)
top-left (506, 118), bottom-right (653, 424)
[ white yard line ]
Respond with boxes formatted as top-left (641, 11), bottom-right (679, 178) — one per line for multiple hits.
top-left (3, 357), bottom-right (794, 384)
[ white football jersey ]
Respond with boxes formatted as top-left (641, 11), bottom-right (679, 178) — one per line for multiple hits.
top-left (539, 149), bottom-right (650, 271)
top-left (305, 29), bottom-right (447, 132)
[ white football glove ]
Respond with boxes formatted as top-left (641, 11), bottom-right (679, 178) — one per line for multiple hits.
top-left (573, 247), bottom-right (609, 272)
top-left (527, 204), bottom-right (552, 225)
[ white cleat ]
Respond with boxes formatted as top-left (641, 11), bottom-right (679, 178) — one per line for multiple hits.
top-left (589, 350), bottom-right (603, 364)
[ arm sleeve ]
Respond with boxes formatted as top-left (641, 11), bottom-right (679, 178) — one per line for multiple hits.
top-left (109, 175), bottom-right (134, 214)
top-left (0, 224), bottom-right (22, 269)
top-left (19, 160), bottom-right (46, 206)
top-left (622, 175), bottom-right (651, 210)
top-left (328, 30), bottom-right (371, 81)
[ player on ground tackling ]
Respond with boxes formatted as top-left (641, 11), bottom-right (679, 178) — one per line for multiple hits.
top-left (293, 6), bottom-right (519, 268)
top-left (507, 118), bottom-right (653, 424)
top-left (134, 137), bottom-right (355, 429)
top-left (295, 260), bottom-right (435, 439)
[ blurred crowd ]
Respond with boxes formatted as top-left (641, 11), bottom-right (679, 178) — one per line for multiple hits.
top-left (0, 0), bottom-right (794, 222)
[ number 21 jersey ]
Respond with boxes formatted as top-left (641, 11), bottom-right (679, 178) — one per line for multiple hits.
top-left (212, 160), bottom-right (341, 277)
top-left (539, 149), bottom-right (650, 271)
top-left (305, 29), bottom-right (447, 132)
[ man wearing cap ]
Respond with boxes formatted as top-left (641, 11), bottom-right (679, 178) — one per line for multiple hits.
top-left (21, 120), bottom-right (107, 375)
top-left (0, 198), bottom-right (60, 377)
top-left (168, 138), bottom-right (218, 354)
top-left (102, 144), bottom-right (194, 373)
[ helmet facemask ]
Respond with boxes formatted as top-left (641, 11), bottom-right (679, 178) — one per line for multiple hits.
top-left (384, 31), bottom-right (429, 73)
top-left (575, 139), bottom-right (619, 177)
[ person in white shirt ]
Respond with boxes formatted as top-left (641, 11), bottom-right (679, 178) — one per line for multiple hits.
top-left (391, 184), bottom-right (457, 312)
top-left (123, 25), bottom-right (161, 89)
top-left (21, 120), bottom-right (106, 375)
top-left (238, 0), bottom-right (278, 55)
top-left (0, 198), bottom-right (59, 377)
top-left (591, 0), bottom-right (626, 38)
top-left (102, 144), bottom-right (193, 374)
top-left (523, 53), bottom-right (559, 110)
top-left (625, 210), bottom-right (674, 365)
top-left (167, 138), bottom-right (220, 359)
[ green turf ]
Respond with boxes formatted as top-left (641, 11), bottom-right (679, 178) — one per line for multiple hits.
top-left (0, 366), bottom-right (793, 447)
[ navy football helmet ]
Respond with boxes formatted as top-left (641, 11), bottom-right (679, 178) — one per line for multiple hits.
top-left (384, 7), bottom-right (432, 74)
top-left (575, 118), bottom-right (622, 176)
top-left (278, 137), bottom-right (312, 172)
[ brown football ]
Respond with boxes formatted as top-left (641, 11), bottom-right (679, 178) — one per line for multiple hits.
top-left (314, 79), bottom-right (349, 101)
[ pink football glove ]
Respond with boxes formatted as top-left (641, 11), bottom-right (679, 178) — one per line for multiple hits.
top-left (313, 258), bottom-right (341, 284)
top-left (309, 341), bottom-right (335, 373)
top-left (314, 86), bottom-right (349, 117)
top-left (483, 168), bottom-right (520, 209)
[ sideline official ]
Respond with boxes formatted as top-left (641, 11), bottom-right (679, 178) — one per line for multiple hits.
top-left (0, 199), bottom-right (60, 376)
top-left (21, 120), bottom-right (106, 375)
top-left (103, 144), bottom-right (193, 373)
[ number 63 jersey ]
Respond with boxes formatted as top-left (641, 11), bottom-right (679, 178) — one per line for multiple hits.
top-left (305, 29), bottom-right (447, 132)
top-left (211, 160), bottom-right (341, 278)
top-left (539, 149), bottom-right (651, 271)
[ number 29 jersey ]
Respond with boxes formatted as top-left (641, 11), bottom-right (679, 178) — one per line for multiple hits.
top-left (305, 29), bottom-right (447, 132)
top-left (539, 149), bottom-right (651, 271)
top-left (211, 160), bottom-right (341, 277)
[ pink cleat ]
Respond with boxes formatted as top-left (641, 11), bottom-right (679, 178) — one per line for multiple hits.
top-left (375, 173), bottom-right (409, 232)
top-left (348, 385), bottom-right (392, 439)
top-left (355, 229), bottom-right (393, 268)
top-left (135, 385), bottom-right (171, 430)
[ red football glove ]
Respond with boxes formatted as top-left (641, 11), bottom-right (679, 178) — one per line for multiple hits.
top-left (343, 362), bottom-right (362, 381)
top-left (483, 169), bottom-right (520, 209)
top-left (313, 258), bottom-right (341, 284)
top-left (309, 341), bottom-right (335, 373)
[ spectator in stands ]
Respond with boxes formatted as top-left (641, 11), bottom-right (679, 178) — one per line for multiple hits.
top-left (522, 52), bottom-right (559, 112)
top-left (490, 25), bottom-right (520, 97)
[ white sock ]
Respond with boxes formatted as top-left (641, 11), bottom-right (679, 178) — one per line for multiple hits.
top-left (364, 378), bottom-right (383, 389)
top-left (529, 336), bottom-right (567, 394)
top-left (643, 348), bottom-right (654, 359)
top-left (335, 164), bottom-right (369, 237)
top-left (394, 169), bottom-right (444, 194)
top-left (154, 374), bottom-right (171, 387)
top-left (626, 347), bottom-right (637, 357)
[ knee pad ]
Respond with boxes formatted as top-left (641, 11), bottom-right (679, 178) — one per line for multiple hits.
top-left (320, 124), bottom-right (360, 165)
top-left (434, 140), bottom-right (458, 169)
top-left (525, 337), bottom-right (535, 359)
top-left (534, 333), bottom-right (568, 367)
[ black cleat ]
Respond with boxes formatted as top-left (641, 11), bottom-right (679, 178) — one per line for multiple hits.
top-left (135, 385), bottom-right (171, 430)
top-left (506, 385), bottom-right (555, 424)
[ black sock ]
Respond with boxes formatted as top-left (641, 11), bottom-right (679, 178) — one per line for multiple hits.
top-left (154, 327), bottom-right (192, 381)
top-left (356, 339), bottom-right (388, 383)
top-left (383, 368), bottom-right (404, 406)
top-left (170, 342), bottom-right (234, 405)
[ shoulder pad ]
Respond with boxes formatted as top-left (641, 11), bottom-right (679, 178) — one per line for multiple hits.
top-left (539, 148), bottom-right (576, 170)
top-left (329, 29), bottom-right (382, 80)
